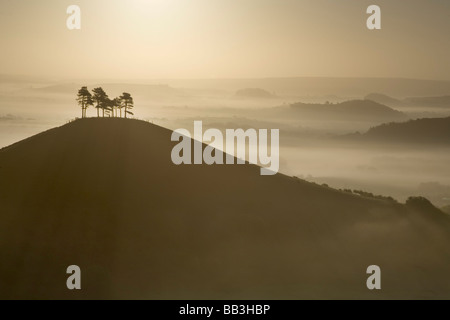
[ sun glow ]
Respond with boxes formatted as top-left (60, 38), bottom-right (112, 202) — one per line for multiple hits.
top-left (1, 1), bottom-right (450, 79)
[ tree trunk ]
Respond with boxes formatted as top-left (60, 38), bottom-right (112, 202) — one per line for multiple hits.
top-left (97, 107), bottom-right (99, 117)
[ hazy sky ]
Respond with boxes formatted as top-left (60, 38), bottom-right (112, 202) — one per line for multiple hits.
top-left (1, 0), bottom-right (449, 80)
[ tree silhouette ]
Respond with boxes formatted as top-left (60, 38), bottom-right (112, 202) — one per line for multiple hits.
top-left (76, 87), bottom-right (93, 118)
top-left (111, 98), bottom-right (121, 117)
top-left (103, 97), bottom-right (121, 117)
top-left (76, 88), bottom-right (134, 118)
top-left (92, 87), bottom-right (108, 117)
top-left (104, 98), bottom-right (112, 117)
top-left (120, 92), bottom-right (134, 118)
top-left (118, 98), bottom-right (124, 117)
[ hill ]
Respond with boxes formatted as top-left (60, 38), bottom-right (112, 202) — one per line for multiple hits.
top-left (163, 77), bottom-right (450, 97)
top-left (365, 93), bottom-right (450, 109)
top-left (357, 117), bottom-right (450, 145)
top-left (364, 93), bottom-right (403, 106)
top-left (0, 118), bottom-right (449, 299)
top-left (288, 100), bottom-right (406, 121)
top-left (404, 96), bottom-right (450, 108)
top-left (235, 88), bottom-right (277, 99)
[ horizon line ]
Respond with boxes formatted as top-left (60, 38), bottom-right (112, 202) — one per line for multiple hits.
top-left (2, 74), bottom-right (450, 84)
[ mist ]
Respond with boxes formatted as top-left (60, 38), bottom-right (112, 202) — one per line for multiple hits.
top-left (1, 76), bottom-right (450, 209)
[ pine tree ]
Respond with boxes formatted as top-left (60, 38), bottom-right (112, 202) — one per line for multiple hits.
top-left (119, 92), bottom-right (134, 118)
top-left (76, 86), bottom-right (93, 118)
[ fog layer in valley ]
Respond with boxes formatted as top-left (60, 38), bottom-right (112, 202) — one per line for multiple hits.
top-left (1, 76), bottom-right (450, 208)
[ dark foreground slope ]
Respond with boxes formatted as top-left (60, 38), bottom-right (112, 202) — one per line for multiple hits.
top-left (0, 118), bottom-right (449, 299)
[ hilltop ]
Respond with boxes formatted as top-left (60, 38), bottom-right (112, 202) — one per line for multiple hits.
top-left (365, 93), bottom-right (450, 109)
top-left (364, 93), bottom-right (404, 106)
top-left (351, 117), bottom-right (450, 145)
top-left (404, 95), bottom-right (450, 108)
top-left (287, 100), bottom-right (406, 122)
top-left (235, 88), bottom-right (277, 99)
top-left (162, 77), bottom-right (450, 97)
top-left (0, 118), bottom-right (449, 299)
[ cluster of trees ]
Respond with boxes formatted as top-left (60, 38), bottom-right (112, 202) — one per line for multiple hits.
top-left (339, 188), bottom-right (397, 203)
top-left (77, 87), bottom-right (134, 118)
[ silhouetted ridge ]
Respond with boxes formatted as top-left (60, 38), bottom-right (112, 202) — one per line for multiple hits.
top-left (362, 117), bottom-right (450, 145)
top-left (405, 95), bottom-right (450, 108)
top-left (235, 88), bottom-right (276, 99)
top-left (364, 93), bottom-right (450, 108)
top-left (288, 99), bottom-right (406, 121)
top-left (0, 118), bottom-right (449, 299)
top-left (364, 93), bottom-right (403, 106)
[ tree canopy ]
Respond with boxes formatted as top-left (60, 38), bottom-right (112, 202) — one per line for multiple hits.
top-left (76, 86), bottom-right (93, 118)
top-left (119, 92), bottom-right (134, 118)
top-left (77, 87), bottom-right (134, 119)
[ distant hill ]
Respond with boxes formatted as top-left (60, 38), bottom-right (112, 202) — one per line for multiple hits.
top-left (288, 100), bottom-right (406, 121)
top-left (235, 88), bottom-right (277, 99)
top-left (163, 77), bottom-right (450, 97)
top-left (364, 93), bottom-right (404, 106)
top-left (404, 96), bottom-right (450, 108)
top-left (442, 205), bottom-right (450, 214)
top-left (354, 117), bottom-right (450, 145)
top-left (0, 118), bottom-right (449, 299)
top-left (365, 93), bottom-right (450, 109)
